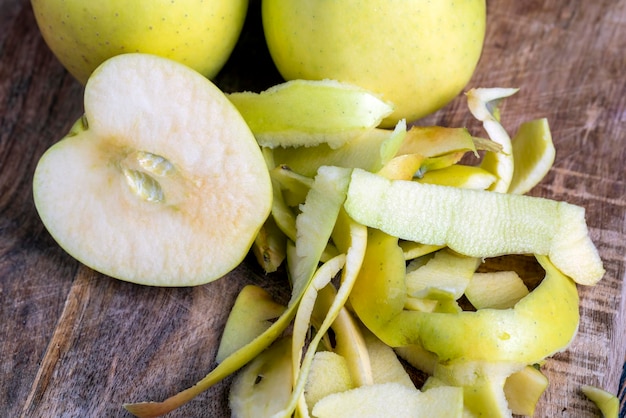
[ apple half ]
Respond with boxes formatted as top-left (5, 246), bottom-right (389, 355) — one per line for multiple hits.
top-left (33, 53), bottom-right (272, 286)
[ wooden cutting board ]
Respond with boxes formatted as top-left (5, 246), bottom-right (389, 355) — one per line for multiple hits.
top-left (1, 0), bottom-right (624, 416)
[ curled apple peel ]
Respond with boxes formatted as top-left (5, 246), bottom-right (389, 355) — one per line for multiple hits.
top-left (227, 79), bottom-right (395, 149)
top-left (344, 168), bottom-right (605, 285)
top-left (582, 385), bottom-right (620, 418)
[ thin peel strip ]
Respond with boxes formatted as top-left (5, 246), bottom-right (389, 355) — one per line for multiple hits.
top-left (581, 385), bottom-right (620, 418)
top-left (290, 166), bottom-right (352, 305)
top-left (272, 120), bottom-right (406, 178)
top-left (215, 285), bottom-right (286, 363)
top-left (272, 215), bottom-right (368, 418)
top-left (290, 254), bottom-right (346, 405)
top-left (466, 87), bottom-right (518, 192)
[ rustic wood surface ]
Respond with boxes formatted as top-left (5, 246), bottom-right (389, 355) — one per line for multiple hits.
top-left (1, 0), bottom-right (625, 416)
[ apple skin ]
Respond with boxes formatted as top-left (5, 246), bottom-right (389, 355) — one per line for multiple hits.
top-left (262, 0), bottom-right (486, 126)
top-left (30, 0), bottom-right (248, 84)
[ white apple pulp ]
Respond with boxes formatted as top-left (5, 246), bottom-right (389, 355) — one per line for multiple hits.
top-left (33, 53), bottom-right (273, 287)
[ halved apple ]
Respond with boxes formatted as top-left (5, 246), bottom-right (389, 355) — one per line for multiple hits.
top-left (33, 53), bottom-right (272, 286)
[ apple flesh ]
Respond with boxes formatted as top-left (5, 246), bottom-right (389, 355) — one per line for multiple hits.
top-left (305, 351), bottom-right (354, 411)
top-left (311, 383), bottom-right (464, 418)
top-left (33, 53), bottom-right (272, 287)
top-left (31, 0), bottom-right (248, 84)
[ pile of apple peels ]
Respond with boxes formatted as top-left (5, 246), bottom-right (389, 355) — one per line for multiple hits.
top-left (122, 75), bottom-right (609, 416)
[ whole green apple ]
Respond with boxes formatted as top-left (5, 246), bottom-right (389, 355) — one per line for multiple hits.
top-left (262, 0), bottom-right (486, 126)
top-left (31, 0), bottom-right (248, 84)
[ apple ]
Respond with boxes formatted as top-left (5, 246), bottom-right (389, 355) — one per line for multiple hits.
top-left (32, 53), bottom-right (272, 287)
top-left (262, 0), bottom-right (486, 125)
top-left (30, 0), bottom-right (248, 84)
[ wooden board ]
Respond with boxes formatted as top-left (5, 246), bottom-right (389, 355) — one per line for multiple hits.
top-left (1, 0), bottom-right (624, 416)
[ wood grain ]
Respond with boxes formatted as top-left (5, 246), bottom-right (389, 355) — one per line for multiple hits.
top-left (1, 0), bottom-right (624, 417)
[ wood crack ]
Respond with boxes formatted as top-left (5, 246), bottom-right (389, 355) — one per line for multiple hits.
top-left (19, 268), bottom-right (93, 418)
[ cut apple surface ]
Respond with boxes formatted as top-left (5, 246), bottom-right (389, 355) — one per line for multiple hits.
top-left (33, 53), bottom-right (272, 286)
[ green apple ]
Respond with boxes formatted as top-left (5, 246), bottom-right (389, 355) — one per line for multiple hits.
top-left (33, 53), bottom-right (272, 287)
top-left (30, 0), bottom-right (248, 84)
top-left (262, 0), bottom-right (486, 125)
